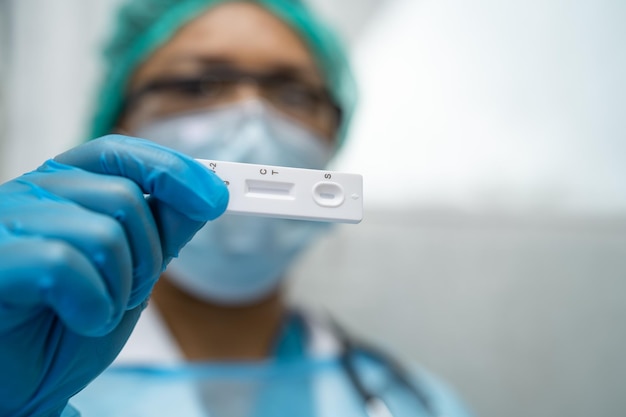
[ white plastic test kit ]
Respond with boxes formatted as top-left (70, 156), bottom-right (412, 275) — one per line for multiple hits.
top-left (197, 159), bottom-right (363, 224)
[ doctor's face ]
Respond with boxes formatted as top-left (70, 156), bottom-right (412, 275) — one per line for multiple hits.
top-left (118, 2), bottom-right (339, 142)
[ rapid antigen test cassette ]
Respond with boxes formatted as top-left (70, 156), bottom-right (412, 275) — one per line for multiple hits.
top-left (197, 159), bottom-right (363, 224)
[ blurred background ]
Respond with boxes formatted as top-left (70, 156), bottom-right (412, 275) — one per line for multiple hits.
top-left (1, 1), bottom-right (626, 416)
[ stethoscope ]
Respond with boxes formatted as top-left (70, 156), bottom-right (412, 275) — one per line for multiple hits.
top-left (329, 318), bottom-right (441, 417)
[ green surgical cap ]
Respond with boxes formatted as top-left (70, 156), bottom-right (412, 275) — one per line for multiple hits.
top-left (90, 0), bottom-right (358, 146)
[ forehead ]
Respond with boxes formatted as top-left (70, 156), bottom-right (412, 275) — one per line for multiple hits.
top-left (130, 2), bottom-right (324, 87)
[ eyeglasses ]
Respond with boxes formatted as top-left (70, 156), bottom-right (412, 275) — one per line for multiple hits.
top-left (123, 67), bottom-right (342, 131)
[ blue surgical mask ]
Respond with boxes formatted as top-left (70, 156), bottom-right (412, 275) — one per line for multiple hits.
top-left (134, 100), bottom-right (333, 304)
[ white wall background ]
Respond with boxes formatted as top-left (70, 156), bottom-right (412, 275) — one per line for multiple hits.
top-left (2, 0), bottom-right (124, 179)
top-left (2, 1), bottom-right (626, 417)
top-left (335, 0), bottom-right (626, 214)
top-left (0, 0), bottom-right (10, 160)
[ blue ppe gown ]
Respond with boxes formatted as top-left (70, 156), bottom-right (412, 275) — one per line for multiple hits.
top-left (69, 310), bottom-right (473, 417)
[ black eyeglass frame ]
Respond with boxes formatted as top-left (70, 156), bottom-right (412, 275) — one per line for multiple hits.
top-left (121, 67), bottom-right (343, 128)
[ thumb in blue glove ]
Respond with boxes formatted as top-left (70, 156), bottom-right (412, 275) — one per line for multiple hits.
top-left (0, 135), bottom-right (228, 416)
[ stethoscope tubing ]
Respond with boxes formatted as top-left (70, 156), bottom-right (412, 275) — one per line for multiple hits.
top-left (330, 317), bottom-right (440, 417)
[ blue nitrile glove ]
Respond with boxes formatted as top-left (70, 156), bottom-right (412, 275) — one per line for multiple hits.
top-left (0, 135), bottom-right (229, 417)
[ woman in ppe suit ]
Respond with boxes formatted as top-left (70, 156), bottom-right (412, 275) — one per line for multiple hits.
top-left (0, 1), bottom-right (473, 416)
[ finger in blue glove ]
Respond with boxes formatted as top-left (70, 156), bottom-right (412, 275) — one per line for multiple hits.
top-left (0, 134), bottom-right (229, 416)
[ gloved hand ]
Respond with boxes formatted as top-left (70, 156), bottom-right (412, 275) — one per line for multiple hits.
top-left (0, 135), bottom-right (229, 417)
